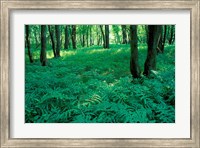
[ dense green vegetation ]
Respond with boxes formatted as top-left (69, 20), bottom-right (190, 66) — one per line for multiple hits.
top-left (25, 25), bottom-right (175, 123)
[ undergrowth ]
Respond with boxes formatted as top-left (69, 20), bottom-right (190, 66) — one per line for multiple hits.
top-left (25, 44), bottom-right (175, 123)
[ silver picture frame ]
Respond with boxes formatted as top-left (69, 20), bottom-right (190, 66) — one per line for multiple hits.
top-left (1, 0), bottom-right (199, 147)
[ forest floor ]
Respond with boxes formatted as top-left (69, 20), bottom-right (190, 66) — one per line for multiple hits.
top-left (25, 44), bottom-right (175, 123)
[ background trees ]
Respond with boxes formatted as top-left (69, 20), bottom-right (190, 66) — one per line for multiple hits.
top-left (25, 24), bottom-right (175, 76)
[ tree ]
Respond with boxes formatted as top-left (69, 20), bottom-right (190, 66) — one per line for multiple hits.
top-left (130, 25), bottom-right (140, 78)
top-left (143, 25), bottom-right (162, 76)
top-left (112, 25), bottom-right (121, 44)
top-left (48, 25), bottom-right (56, 57)
top-left (122, 25), bottom-right (128, 44)
top-left (105, 25), bottom-right (109, 48)
top-left (55, 25), bottom-right (61, 57)
top-left (33, 26), bottom-right (39, 46)
top-left (25, 25), bottom-right (34, 63)
top-left (169, 25), bottom-right (175, 44)
top-left (157, 25), bottom-right (167, 53)
top-left (100, 25), bottom-right (106, 48)
top-left (64, 25), bottom-right (70, 49)
top-left (89, 26), bottom-right (93, 46)
top-left (86, 25), bottom-right (89, 47)
top-left (40, 25), bottom-right (47, 66)
top-left (72, 25), bottom-right (77, 49)
top-left (96, 25), bottom-right (101, 46)
top-left (161, 25), bottom-right (167, 53)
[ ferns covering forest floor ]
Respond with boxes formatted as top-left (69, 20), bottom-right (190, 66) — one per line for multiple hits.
top-left (25, 44), bottom-right (175, 123)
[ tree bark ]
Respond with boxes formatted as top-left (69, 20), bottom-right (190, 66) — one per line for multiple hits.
top-left (82, 34), bottom-right (85, 47)
top-left (86, 25), bottom-right (89, 47)
top-left (25, 25), bottom-right (34, 63)
top-left (122, 25), bottom-right (127, 44)
top-left (143, 25), bottom-right (162, 76)
top-left (64, 25), bottom-right (70, 50)
top-left (157, 26), bottom-right (163, 54)
top-left (40, 25), bottom-right (47, 66)
top-left (161, 25), bottom-right (167, 53)
top-left (169, 25), bottom-right (174, 45)
top-left (72, 25), bottom-right (77, 49)
top-left (105, 25), bottom-right (109, 48)
top-left (130, 25), bottom-right (140, 78)
top-left (100, 25), bottom-right (106, 48)
top-left (90, 26), bottom-right (93, 46)
top-left (55, 25), bottom-right (61, 57)
top-left (48, 25), bottom-right (56, 57)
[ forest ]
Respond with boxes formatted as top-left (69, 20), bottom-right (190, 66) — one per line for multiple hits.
top-left (25, 25), bottom-right (175, 123)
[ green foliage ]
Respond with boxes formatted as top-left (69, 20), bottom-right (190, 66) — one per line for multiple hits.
top-left (25, 44), bottom-right (175, 123)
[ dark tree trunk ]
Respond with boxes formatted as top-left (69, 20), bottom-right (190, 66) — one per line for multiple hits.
top-left (64, 25), bottom-right (69, 50)
top-left (143, 25), bottom-right (162, 76)
top-left (145, 26), bottom-right (149, 44)
top-left (25, 25), bottom-right (34, 63)
top-left (171, 26), bottom-right (175, 44)
top-left (122, 25), bottom-right (127, 44)
top-left (130, 25), bottom-right (140, 78)
top-left (90, 26), bottom-right (93, 46)
top-left (82, 34), bottom-right (85, 47)
top-left (48, 25), bottom-right (56, 57)
top-left (100, 25), bottom-right (106, 48)
top-left (55, 25), bottom-right (61, 57)
top-left (169, 25), bottom-right (174, 45)
top-left (105, 25), bottom-right (109, 48)
top-left (40, 25), bottom-right (47, 66)
top-left (157, 26), bottom-right (163, 54)
top-left (161, 25), bottom-right (167, 53)
top-left (86, 26), bottom-right (89, 47)
top-left (68, 26), bottom-right (72, 49)
top-left (72, 25), bottom-right (76, 49)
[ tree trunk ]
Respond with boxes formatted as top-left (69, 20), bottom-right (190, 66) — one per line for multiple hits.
top-left (122, 25), bottom-right (127, 44)
top-left (161, 25), bottom-right (167, 53)
top-left (169, 25), bottom-right (174, 44)
top-left (157, 26), bottom-right (163, 54)
top-left (171, 26), bottom-right (175, 44)
top-left (82, 34), bottom-right (85, 47)
top-left (100, 25), bottom-right (106, 48)
top-left (105, 25), bottom-right (109, 48)
top-left (55, 25), bottom-right (61, 57)
top-left (143, 25), bottom-right (162, 76)
top-left (86, 26), bottom-right (89, 47)
top-left (25, 25), bottom-right (34, 63)
top-left (90, 26), bottom-right (93, 46)
top-left (64, 25), bottom-right (70, 50)
top-left (145, 26), bottom-right (149, 44)
top-left (130, 25), bottom-right (140, 78)
top-left (96, 26), bottom-right (99, 46)
top-left (72, 25), bottom-right (77, 49)
top-left (40, 25), bottom-right (47, 66)
top-left (48, 26), bottom-right (56, 57)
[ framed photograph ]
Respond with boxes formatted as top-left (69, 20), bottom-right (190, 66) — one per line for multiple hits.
top-left (1, 0), bottom-right (199, 147)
